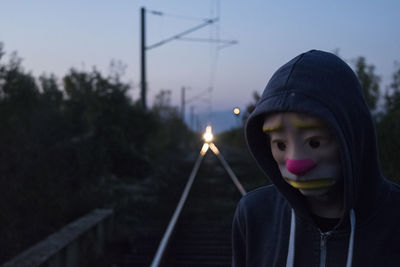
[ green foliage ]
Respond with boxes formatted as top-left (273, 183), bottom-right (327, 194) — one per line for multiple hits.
top-left (149, 89), bottom-right (195, 158)
top-left (217, 127), bottom-right (246, 149)
top-left (241, 91), bottom-right (260, 125)
top-left (377, 62), bottom-right (400, 182)
top-left (216, 127), bottom-right (267, 190)
top-left (0, 44), bottom-right (194, 263)
top-left (377, 107), bottom-right (400, 181)
top-left (384, 62), bottom-right (400, 112)
top-left (353, 56), bottom-right (381, 111)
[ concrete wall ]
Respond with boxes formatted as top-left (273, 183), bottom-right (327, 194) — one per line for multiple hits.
top-left (2, 209), bottom-right (113, 267)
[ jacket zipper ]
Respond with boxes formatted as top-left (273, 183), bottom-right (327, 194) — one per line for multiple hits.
top-left (319, 232), bottom-right (331, 267)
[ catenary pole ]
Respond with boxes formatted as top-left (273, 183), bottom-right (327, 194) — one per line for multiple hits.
top-left (139, 7), bottom-right (236, 112)
top-left (181, 87), bottom-right (185, 120)
top-left (140, 7), bottom-right (147, 110)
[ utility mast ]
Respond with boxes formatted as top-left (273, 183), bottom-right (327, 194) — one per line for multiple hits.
top-left (140, 7), bottom-right (147, 110)
top-left (139, 6), bottom-right (236, 112)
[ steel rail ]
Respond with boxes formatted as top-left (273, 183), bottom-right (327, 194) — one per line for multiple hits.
top-left (150, 142), bottom-right (246, 266)
top-left (150, 147), bottom-right (207, 267)
top-left (209, 143), bottom-right (247, 196)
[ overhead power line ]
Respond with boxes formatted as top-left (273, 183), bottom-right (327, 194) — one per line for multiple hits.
top-left (147, 9), bottom-right (210, 22)
top-left (146, 18), bottom-right (219, 50)
top-left (177, 37), bottom-right (237, 45)
top-left (140, 4), bottom-right (237, 113)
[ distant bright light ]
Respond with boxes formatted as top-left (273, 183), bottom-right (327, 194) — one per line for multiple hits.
top-left (203, 125), bottom-right (214, 143)
top-left (233, 107), bottom-right (240, 115)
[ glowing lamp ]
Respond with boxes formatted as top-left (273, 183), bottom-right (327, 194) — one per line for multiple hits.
top-left (233, 107), bottom-right (240, 116)
top-left (203, 125), bottom-right (214, 143)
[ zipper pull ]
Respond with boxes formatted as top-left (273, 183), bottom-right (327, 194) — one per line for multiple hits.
top-left (319, 232), bottom-right (331, 267)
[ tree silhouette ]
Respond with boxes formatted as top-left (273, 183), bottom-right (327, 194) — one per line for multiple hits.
top-left (377, 62), bottom-right (400, 182)
top-left (0, 44), bottom-right (194, 263)
top-left (353, 56), bottom-right (381, 111)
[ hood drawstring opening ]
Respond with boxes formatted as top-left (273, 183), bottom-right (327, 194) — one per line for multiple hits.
top-left (346, 209), bottom-right (356, 267)
top-left (286, 209), bottom-right (296, 267)
top-left (286, 209), bottom-right (356, 267)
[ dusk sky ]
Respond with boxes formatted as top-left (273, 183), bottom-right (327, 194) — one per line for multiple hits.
top-left (1, 0), bottom-right (400, 121)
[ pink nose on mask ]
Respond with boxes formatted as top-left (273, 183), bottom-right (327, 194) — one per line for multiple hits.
top-left (286, 158), bottom-right (316, 175)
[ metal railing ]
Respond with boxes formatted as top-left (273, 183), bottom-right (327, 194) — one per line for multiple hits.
top-left (2, 209), bottom-right (113, 267)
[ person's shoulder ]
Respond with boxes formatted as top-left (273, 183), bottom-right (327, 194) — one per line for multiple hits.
top-left (389, 181), bottom-right (400, 191)
top-left (388, 181), bottom-right (400, 200)
top-left (243, 184), bottom-right (279, 200)
top-left (238, 185), bottom-right (286, 211)
top-left (235, 185), bottom-right (289, 228)
top-left (377, 180), bottom-right (400, 214)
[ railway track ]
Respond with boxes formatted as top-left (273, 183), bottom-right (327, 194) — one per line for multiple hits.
top-left (118, 145), bottom-right (245, 267)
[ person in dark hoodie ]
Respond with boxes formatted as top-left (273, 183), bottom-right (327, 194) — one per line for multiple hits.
top-left (232, 50), bottom-right (400, 267)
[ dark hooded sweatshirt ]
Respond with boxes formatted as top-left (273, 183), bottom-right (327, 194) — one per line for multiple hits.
top-left (232, 50), bottom-right (400, 267)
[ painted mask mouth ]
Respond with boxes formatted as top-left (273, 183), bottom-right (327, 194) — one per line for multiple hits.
top-left (283, 177), bottom-right (334, 189)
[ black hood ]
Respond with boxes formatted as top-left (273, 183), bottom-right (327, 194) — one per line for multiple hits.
top-left (245, 50), bottom-right (387, 221)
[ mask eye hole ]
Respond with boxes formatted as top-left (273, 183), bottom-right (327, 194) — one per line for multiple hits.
top-left (277, 141), bottom-right (286, 151)
top-left (309, 139), bottom-right (320, 149)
